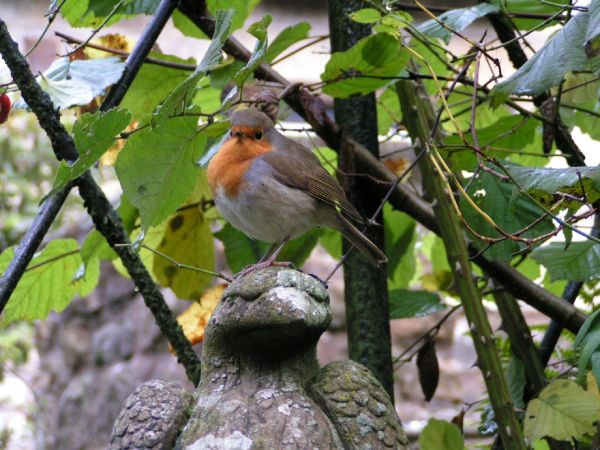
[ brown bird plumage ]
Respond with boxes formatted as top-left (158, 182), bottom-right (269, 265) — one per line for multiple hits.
top-left (207, 108), bottom-right (387, 269)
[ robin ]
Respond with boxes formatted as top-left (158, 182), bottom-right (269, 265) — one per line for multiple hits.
top-left (207, 108), bottom-right (387, 272)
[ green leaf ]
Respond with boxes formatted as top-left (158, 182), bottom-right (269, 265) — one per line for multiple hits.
top-left (576, 329), bottom-right (600, 383)
top-left (215, 224), bottom-right (319, 273)
top-left (43, 57), bottom-right (125, 97)
top-left (442, 115), bottom-right (537, 171)
top-left (388, 290), bottom-right (445, 319)
top-left (0, 240), bottom-right (98, 323)
top-left (61, 0), bottom-right (160, 28)
top-left (491, 9), bottom-right (599, 105)
top-left (172, 9), bottom-right (208, 39)
top-left (350, 8), bottom-right (381, 24)
top-left (113, 220), bottom-right (167, 279)
top-left (507, 356), bottom-right (527, 409)
top-left (385, 206), bottom-right (417, 289)
top-left (81, 196), bottom-right (138, 264)
top-left (524, 379), bottom-right (600, 444)
top-left (278, 229), bottom-right (320, 268)
top-left (419, 418), bottom-right (464, 450)
top-left (264, 22), bottom-right (311, 63)
top-left (215, 223), bottom-right (269, 273)
top-left (320, 228), bottom-right (342, 260)
top-left (417, 3), bottom-right (499, 44)
top-left (154, 208), bottom-right (215, 300)
top-left (45, 108), bottom-right (132, 199)
top-left (532, 241), bottom-right (600, 282)
top-left (501, 0), bottom-right (571, 31)
top-left (37, 77), bottom-right (93, 110)
top-left (207, 0), bottom-right (261, 32)
top-left (377, 87), bottom-right (402, 135)
top-left (151, 9), bottom-right (233, 130)
top-left (116, 116), bottom-right (207, 230)
top-left (507, 164), bottom-right (600, 207)
top-left (576, 309), bottom-right (600, 348)
top-left (461, 171), bottom-right (554, 261)
top-left (121, 53), bottom-right (195, 120)
top-left (231, 15), bottom-right (272, 93)
top-left (321, 33), bottom-right (409, 98)
top-left (591, 353), bottom-right (600, 389)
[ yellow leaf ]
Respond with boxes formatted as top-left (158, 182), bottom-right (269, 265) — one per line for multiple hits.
top-left (84, 34), bottom-right (134, 59)
top-left (174, 284), bottom-right (226, 348)
top-left (154, 207), bottom-right (216, 299)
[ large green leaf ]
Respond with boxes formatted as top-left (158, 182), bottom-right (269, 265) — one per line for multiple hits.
top-left (207, 0), bottom-right (260, 32)
top-left (377, 87), bottom-right (402, 136)
top-left (559, 74), bottom-right (600, 141)
top-left (524, 380), bottom-right (600, 444)
top-left (419, 418), bottom-right (464, 450)
top-left (385, 206), bottom-right (417, 289)
top-left (45, 108), bottom-right (132, 199)
top-left (61, 0), bottom-right (160, 27)
top-left (43, 57), bottom-right (125, 97)
top-left (417, 3), bottom-right (499, 44)
top-left (442, 115), bottom-right (537, 171)
top-left (13, 57), bottom-right (124, 109)
top-left (214, 224), bottom-right (269, 273)
top-left (0, 239), bottom-right (99, 323)
top-left (121, 53), bottom-right (195, 120)
top-left (491, 6), bottom-right (600, 105)
top-left (501, 0), bottom-right (571, 31)
top-left (389, 290), bottom-right (445, 319)
top-left (461, 171), bottom-right (554, 261)
top-left (116, 116), bottom-right (207, 229)
top-left (232, 15), bottom-right (272, 90)
top-left (321, 33), bottom-right (409, 98)
top-left (151, 9), bottom-right (233, 130)
top-left (215, 224), bottom-right (319, 273)
top-left (264, 22), bottom-right (311, 63)
top-left (506, 164), bottom-right (600, 207)
top-left (532, 241), bottom-right (600, 282)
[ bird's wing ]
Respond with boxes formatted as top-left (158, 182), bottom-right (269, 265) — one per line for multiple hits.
top-left (262, 140), bottom-right (364, 224)
top-left (308, 360), bottom-right (409, 449)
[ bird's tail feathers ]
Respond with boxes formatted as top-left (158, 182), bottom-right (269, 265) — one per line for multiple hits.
top-left (333, 214), bottom-right (387, 266)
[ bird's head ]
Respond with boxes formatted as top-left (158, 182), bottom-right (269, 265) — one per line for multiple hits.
top-left (229, 108), bottom-right (275, 142)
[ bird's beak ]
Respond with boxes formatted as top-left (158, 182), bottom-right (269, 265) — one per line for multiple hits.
top-left (234, 131), bottom-right (247, 139)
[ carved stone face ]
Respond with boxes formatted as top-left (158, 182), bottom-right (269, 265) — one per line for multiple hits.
top-left (205, 268), bottom-right (332, 355)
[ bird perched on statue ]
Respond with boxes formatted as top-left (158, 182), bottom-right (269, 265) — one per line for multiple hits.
top-left (207, 108), bottom-right (387, 273)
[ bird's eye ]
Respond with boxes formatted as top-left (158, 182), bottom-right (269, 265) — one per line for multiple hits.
top-left (229, 130), bottom-right (234, 137)
top-left (255, 131), bottom-right (263, 140)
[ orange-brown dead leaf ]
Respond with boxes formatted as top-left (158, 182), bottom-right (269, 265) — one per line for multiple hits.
top-left (170, 284), bottom-right (227, 352)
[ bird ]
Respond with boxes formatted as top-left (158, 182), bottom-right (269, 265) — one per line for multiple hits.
top-left (207, 108), bottom-right (387, 273)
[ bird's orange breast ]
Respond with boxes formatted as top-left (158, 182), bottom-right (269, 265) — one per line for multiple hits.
top-left (207, 136), bottom-right (273, 197)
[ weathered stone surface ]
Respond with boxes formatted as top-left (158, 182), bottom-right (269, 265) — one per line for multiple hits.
top-left (310, 360), bottom-right (409, 449)
top-left (110, 379), bottom-right (192, 450)
top-left (111, 267), bottom-right (408, 449)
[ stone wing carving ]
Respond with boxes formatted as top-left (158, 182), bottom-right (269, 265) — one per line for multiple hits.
top-left (309, 360), bottom-right (409, 450)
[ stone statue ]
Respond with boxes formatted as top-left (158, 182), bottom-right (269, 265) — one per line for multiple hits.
top-left (110, 267), bottom-right (408, 449)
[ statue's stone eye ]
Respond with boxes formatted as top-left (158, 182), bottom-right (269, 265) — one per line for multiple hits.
top-left (255, 131), bottom-right (263, 140)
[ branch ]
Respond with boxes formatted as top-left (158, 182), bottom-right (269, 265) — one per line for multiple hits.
top-left (54, 31), bottom-right (197, 71)
top-left (0, 0), bottom-right (202, 385)
top-left (176, 2), bottom-right (586, 334)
